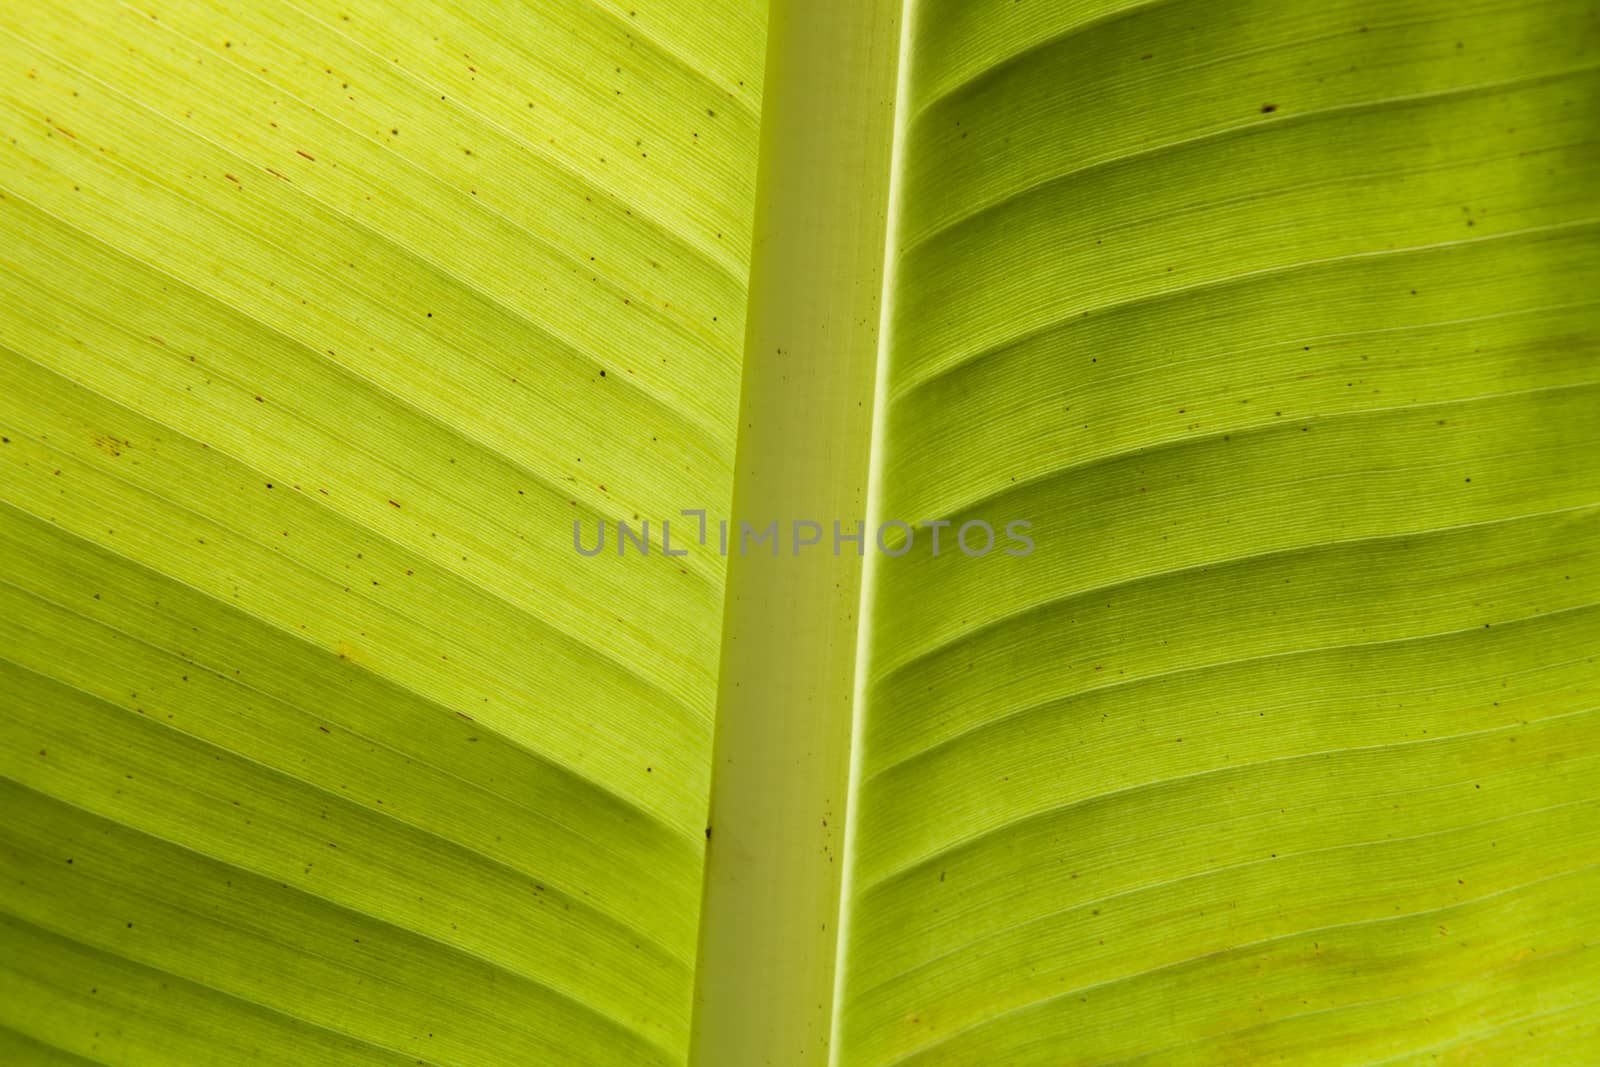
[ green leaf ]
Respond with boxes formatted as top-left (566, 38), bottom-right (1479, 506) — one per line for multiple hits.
top-left (833, 1), bottom-right (1600, 1063)
top-left (0, 1), bottom-right (764, 1063)
top-left (3, 1), bottom-right (1597, 1065)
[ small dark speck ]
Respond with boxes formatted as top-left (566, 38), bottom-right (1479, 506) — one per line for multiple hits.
top-left (1260, 104), bottom-right (1278, 113)
top-left (705, 826), bottom-right (712, 839)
